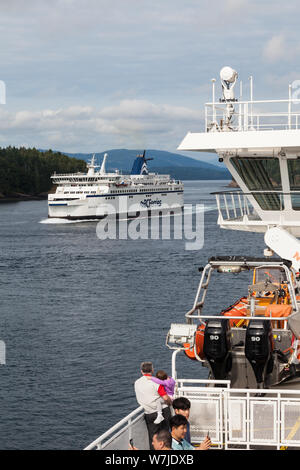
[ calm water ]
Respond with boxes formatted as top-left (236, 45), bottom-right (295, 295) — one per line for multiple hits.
top-left (0, 181), bottom-right (265, 449)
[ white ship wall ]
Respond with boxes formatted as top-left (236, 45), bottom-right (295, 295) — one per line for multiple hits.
top-left (48, 191), bottom-right (184, 219)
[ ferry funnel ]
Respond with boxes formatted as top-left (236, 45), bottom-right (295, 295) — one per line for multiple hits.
top-left (130, 151), bottom-right (153, 175)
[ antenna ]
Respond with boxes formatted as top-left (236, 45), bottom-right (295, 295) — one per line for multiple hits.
top-left (87, 153), bottom-right (99, 176)
top-left (219, 66), bottom-right (238, 130)
top-left (212, 78), bottom-right (217, 124)
top-left (249, 75), bottom-right (255, 130)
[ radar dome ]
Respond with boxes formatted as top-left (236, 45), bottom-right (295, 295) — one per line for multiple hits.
top-left (220, 66), bottom-right (237, 83)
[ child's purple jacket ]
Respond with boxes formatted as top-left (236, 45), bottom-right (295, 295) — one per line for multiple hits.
top-left (151, 376), bottom-right (175, 396)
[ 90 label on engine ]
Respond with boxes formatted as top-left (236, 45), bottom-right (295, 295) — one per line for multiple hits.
top-left (209, 335), bottom-right (219, 340)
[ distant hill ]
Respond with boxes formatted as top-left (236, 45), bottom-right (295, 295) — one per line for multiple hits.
top-left (58, 149), bottom-right (230, 180)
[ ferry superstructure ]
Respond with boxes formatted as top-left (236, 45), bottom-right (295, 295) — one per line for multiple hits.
top-left (178, 67), bottom-right (300, 237)
top-left (48, 152), bottom-right (183, 220)
top-left (85, 68), bottom-right (300, 450)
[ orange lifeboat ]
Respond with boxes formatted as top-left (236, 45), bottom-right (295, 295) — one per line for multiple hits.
top-left (184, 324), bottom-right (205, 360)
top-left (221, 297), bottom-right (248, 327)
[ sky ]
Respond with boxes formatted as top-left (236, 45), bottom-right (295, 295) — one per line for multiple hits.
top-left (0, 0), bottom-right (300, 158)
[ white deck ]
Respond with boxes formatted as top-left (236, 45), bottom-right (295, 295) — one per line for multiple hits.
top-left (178, 128), bottom-right (300, 153)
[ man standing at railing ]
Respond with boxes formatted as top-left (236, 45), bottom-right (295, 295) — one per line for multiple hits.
top-left (134, 361), bottom-right (172, 449)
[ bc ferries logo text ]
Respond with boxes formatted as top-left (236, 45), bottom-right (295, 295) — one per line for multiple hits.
top-left (140, 198), bottom-right (162, 209)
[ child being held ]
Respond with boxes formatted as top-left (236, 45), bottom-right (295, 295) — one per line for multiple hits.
top-left (151, 370), bottom-right (176, 424)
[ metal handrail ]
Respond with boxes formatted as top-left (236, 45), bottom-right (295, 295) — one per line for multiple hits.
top-left (84, 378), bottom-right (300, 450)
top-left (84, 406), bottom-right (144, 450)
top-left (185, 261), bottom-right (299, 322)
top-left (212, 190), bottom-right (300, 195)
top-left (205, 96), bottom-right (300, 132)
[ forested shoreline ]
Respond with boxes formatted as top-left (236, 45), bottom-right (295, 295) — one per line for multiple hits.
top-left (0, 147), bottom-right (86, 201)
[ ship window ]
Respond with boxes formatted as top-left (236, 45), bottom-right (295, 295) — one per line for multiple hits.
top-left (231, 157), bottom-right (281, 190)
top-left (287, 159), bottom-right (300, 210)
top-left (230, 157), bottom-right (282, 211)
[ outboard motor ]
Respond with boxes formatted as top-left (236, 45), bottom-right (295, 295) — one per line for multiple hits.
top-left (245, 320), bottom-right (273, 389)
top-left (203, 319), bottom-right (232, 380)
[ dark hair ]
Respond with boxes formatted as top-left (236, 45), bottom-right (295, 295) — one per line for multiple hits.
top-left (153, 429), bottom-right (172, 448)
top-left (156, 370), bottom-right (168, 380)
top-left (140, 362), bottom-right (153, 374)
top-left (170, 414), bottom-right (188, 429)
top-left (172, 397), bottom-right (191, 411)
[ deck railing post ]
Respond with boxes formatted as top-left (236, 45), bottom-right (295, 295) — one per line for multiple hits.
top-left (244, 102), bottom-right (248, 131)
top-left (288, 84), bottom-right (292, 129)
top-left (237, 192), bottom-right (243, 216)
top-left (231, 194), bottom-right (237, 218)
top-left (224, 194), bottom-right (230, 219)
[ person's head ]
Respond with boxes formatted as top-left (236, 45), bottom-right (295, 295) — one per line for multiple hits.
top-left (172, 397), bottom-right (191, 420)
top-left (169, 414), bottom-right (188, 441)
top-left (152, 429), bottom-right (172, 450)
top-left (140, 361), bottom-right (154, 375)
top-left (156, 370), bottom-right (168, 380)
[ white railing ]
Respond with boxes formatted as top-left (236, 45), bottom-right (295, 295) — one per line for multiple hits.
top-left (205, 97), bottom-right (300, 133)
top-left (84, 406), bottom-right (148, 450)
top-left (176, 379), bottom-right (300, 449)
top-left (214, 190), bottom-right (258, 222)
top-left (213, 190), bottom-right (291, 223)
top-left (213, 190), bottom-right (300, 226)
top-left (84, 379), bottom-right (300, 450)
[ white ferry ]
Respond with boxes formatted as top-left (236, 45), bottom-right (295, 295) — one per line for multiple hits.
top-left (85, 68), bottom-right (300, 450)
top-left (48, 151), bottom-right (183, 220)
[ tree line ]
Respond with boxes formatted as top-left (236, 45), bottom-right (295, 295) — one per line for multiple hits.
top-left (0, 147), bottom-right (86, 196)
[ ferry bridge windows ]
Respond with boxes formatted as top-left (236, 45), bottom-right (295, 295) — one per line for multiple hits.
top-left (230, 157), bottom-right (283, 210)
top-left (287, 159), bottom-right (300, 210)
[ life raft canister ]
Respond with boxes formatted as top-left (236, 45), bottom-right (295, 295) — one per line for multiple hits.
top-left (184, 323), bottom-right (205, 360)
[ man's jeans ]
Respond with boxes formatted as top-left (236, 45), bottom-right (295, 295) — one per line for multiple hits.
top-left (144, 406), bottom-right (172, 449)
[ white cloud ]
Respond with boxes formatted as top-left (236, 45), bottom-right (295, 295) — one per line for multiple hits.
top-left (2, 0), bottom-right (300, 154)
top-left (262, 33), bottom-right (300, 66)
top-left (0, 100), bottom-right (202, 152)
top-left (263, 34), bottom-right (287, 63)
top-left (224, 0), bottom-right (249, 12)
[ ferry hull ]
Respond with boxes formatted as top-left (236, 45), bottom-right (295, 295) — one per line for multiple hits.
top-left (48, 192), bottom-right (184, 220)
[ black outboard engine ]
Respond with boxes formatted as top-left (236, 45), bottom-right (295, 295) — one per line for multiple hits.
top-left (245, 320), bottom-right (273, 389)
top-left (203, 319), bottom-right (232, 380)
